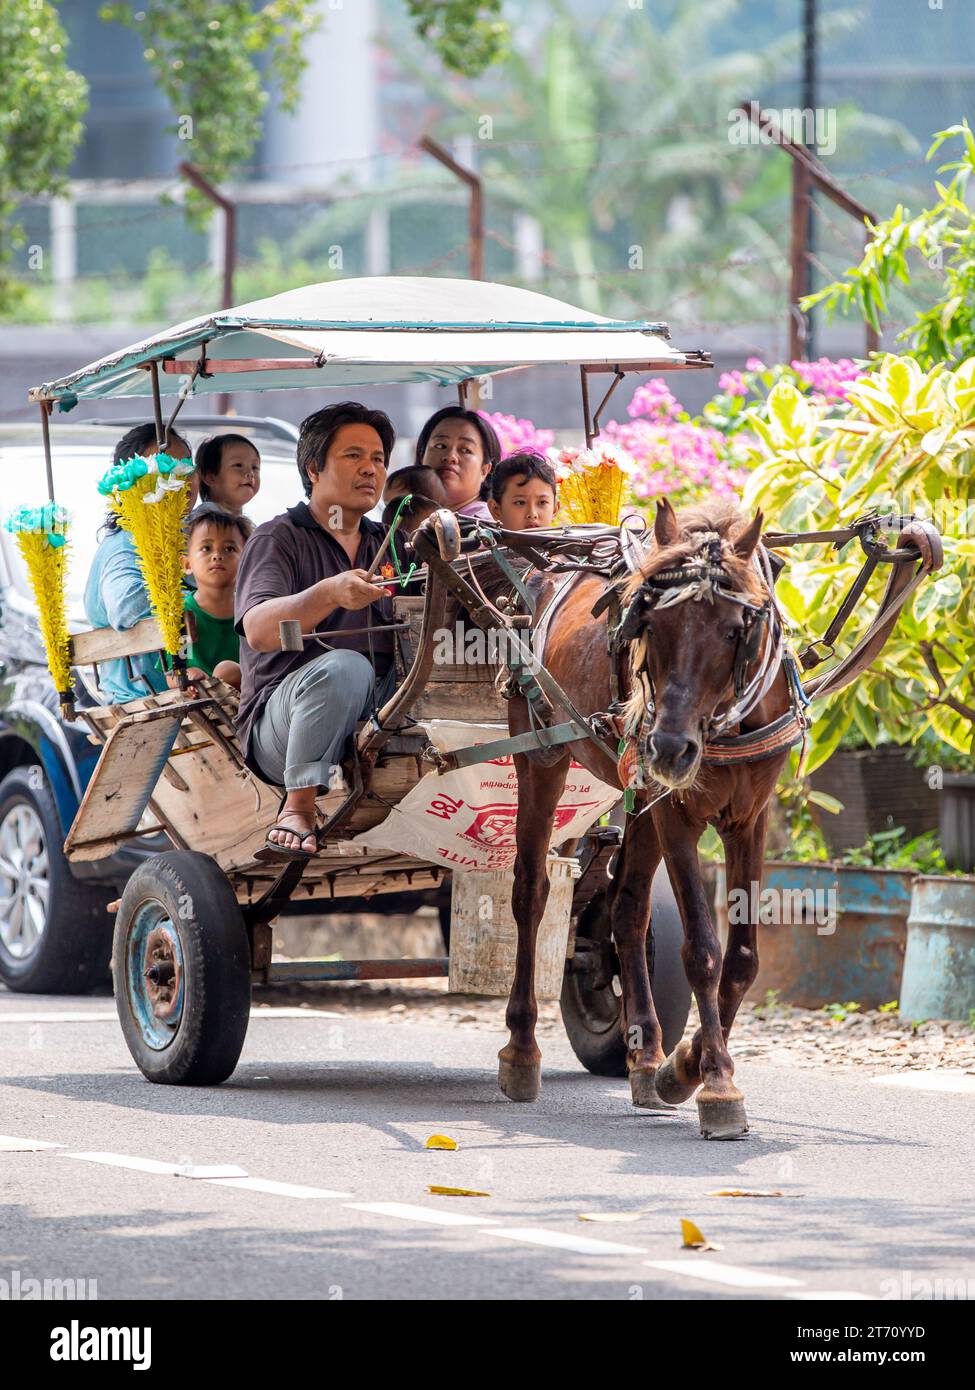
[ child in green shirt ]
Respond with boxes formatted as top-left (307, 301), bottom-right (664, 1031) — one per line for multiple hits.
top-left (180, 504), bottom-right (253, 689)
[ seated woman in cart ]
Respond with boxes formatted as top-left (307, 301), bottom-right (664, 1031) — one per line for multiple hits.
top-left (413, 406), bottom-right (500, 523)
top-left (235, 401), bottom-right (397, 862)
top-left (84, 423), bottom-right (196, 703)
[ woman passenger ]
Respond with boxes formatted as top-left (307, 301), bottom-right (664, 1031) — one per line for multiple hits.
top-left (84, 423), bottom-right (195, 703)
top-left (413, 407), bottom-right (500, 522)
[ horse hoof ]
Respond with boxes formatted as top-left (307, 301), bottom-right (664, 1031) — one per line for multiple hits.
top-left (697, 1092), bottom-right (749, 1140)
top-left (653, 1043), bottom-right (700, 1106)
top-left (498, 1058), bottom-right (541, 1103)
top-left (630, 1068), bottom-right (674, 1110)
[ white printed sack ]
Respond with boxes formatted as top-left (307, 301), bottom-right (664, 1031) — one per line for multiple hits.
top-left (349, 721), bottom-right (620, 871)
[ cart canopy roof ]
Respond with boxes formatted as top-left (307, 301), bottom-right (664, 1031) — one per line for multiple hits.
top-left (29, 276), bottom-right (708, 408)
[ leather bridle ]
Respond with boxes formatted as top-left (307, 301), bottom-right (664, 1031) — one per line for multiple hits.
top-left (618, 535), bottom-right (785, 747)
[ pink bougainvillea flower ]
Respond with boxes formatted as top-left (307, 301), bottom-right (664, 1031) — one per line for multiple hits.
top-left (478, 410), bottom-right (554, 456)
top-left (718, 370), bottom-right (748, 397)
top-left (790, 357), bottom-right (864, 402)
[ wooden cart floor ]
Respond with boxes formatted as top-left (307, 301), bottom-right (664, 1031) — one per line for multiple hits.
top-left (66, 679), bottom-right (446, 900)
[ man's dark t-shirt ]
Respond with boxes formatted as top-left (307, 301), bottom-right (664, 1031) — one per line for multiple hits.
top-left (234, 502), bottom-right (394, 771)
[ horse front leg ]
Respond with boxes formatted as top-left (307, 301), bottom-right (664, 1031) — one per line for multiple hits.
top-left (656, 812), bottom-right (768, 1112)
top-left (498, 751), bottom-right (569, 1102)
top-left (715, 810), bottom-right (767, 1042)
top-left (654, 815), bottom-right (748, 1139)
top-left (609, 810), bottom-right (668, 1108)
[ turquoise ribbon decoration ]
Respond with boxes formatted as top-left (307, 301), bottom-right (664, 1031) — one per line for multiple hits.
top-left (97, 451), bottom-right (191, 498)
top-left (3, 503), bottom-right (69, 547)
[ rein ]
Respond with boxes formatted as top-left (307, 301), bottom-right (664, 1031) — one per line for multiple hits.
top-left (410, 507), bottom-right (942, 801)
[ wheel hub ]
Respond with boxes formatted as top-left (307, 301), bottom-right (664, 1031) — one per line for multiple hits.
top-left (0, 801), bottom-right (49, 961)
top-left (127, 907), bottom-right (185, 1050)
top-left (143, 926), bottom-right (181, 1021)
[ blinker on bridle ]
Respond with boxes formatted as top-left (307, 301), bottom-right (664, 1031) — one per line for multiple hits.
top-left (618, 537), bottom-right (771, 701)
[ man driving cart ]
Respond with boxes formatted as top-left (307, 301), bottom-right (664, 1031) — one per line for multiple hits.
top-left (235, 401), bottom-right (397, 863)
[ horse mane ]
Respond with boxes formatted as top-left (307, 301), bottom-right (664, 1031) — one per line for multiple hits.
top-left (623, 499), bottom-right (765, 602)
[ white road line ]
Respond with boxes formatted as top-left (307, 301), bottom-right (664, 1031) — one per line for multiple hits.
top-left (872, 1071), bottom-right (975, 1094)
top-left (62, 1152), bottom-right (184, 1175)
top-left (645, 1258), bottom-right (803, 1289)
top-left (249, 1008), bottom-right (345, 1020)
top-left (347, 1201), bottom-right (498, 1227)
top-left (210, 1177), bottom-right (350, 1199)
top-left (0, 1007), bottom-right (343, 1025)
top-left (491, 1228), bottom-right (646, 1256)
top-left (0, 1135), bottom-right (64, 1152)
top-left (0, 1012), bottom-right (117, 1024)
top-left (786, 1291), bottom-right (872, 1301)
top-left (173, 1165), bottom-right (248, 1181)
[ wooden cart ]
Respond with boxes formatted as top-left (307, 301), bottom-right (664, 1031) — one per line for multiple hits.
top-left (29, 275), bottom-right (711, 1085)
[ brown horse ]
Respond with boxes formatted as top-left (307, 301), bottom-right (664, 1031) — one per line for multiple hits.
top-left (499, 496), bottom-right (793, 1138)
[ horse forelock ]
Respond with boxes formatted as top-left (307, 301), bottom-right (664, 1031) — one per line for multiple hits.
top-left (621, 500), bottom-right (765, 604)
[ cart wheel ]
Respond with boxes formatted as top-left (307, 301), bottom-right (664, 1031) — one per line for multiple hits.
top-left (113, 851), bottom-right (250, 1086)
top-left (561, 864), bottom-right (690, 1077)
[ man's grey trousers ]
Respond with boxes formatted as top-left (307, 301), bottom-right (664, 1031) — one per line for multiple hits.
top-left (251, 648), bottom-right (395, 792)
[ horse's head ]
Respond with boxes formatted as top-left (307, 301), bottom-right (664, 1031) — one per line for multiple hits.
top-left (619, 497), bottom-right (771, 790)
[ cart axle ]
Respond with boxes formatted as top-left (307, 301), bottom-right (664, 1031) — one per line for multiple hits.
top-left (263, 958), bottom-right (449, 983)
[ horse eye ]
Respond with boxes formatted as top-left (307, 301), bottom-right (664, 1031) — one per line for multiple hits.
top-left (727, 628), bottom-right (740, 642)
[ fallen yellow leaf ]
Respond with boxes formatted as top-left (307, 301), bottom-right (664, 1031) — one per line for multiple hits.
top-left (706, 1189), bottom-right (784, 1198)
top-left (680, 1218), bottom-right (722, 1251)
top-left (428, 1185), bottom-right (490, 1197)
top-left (425, 1134), bottom-right (458, 1151)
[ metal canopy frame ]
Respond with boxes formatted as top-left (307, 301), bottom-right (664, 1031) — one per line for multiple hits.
top-left (29, 278), bottom-right (713, 502)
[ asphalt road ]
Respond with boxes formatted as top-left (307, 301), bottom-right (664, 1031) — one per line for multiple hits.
top-left (1, 989), bottom-right (973, 1302)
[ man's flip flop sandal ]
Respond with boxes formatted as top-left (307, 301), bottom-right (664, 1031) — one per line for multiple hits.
top-left (254, 801), bottom-right (319, 864)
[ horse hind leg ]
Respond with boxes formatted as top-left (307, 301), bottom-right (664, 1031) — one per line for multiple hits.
top-left (497, 751), bottom-right (569, 1102)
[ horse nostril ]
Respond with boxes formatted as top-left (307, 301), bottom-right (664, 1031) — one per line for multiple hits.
top-left (682, 739), bottom-right (699, 764)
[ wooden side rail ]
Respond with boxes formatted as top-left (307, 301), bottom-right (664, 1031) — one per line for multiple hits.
top-left (70, 616), bottom-right (166, 667)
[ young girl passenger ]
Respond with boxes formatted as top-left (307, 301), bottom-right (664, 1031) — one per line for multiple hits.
top-left (194, 433), bottom-right (261, 514)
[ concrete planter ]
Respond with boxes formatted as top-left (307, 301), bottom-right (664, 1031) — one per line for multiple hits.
top-left (713, 861), bottom-right (914, 1009)
top-left (900, 875), bottom-right (975, 1022)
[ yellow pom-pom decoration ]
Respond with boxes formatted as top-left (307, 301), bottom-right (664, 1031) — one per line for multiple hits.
top-left (4, 505), bottom-right (72, 695)
top-left (550, 442), bottom-right (635, 526)
top-left (98, 452), bottom-right (194, 659)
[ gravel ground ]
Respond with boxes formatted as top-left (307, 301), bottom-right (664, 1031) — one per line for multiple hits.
top-left (254, 974), bottom-right (975, 1074)
top-left (266, 906), bottom-right (975, 1074)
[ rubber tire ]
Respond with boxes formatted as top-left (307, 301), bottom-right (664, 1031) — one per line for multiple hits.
top-left (561, 862), bottom-right (691, 1077)
top-left (0, 766), bottom-right (114, 994)
top-left (113, 850), bottom-right (251, 1085)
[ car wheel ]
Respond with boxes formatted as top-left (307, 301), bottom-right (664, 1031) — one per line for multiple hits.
top-left (0, 766), bottom-right (114, 994)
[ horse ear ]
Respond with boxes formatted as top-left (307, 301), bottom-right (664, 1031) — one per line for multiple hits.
top-left (733, 509), bottom-right (764, 559)
top-left (654, 497), bottom-right (680, 547)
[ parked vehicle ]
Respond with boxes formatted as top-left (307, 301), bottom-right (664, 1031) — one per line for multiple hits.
top-left (0, 417), bottom-right (300, 992)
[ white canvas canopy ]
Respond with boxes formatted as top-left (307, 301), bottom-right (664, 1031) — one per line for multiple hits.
top-left (29, 276), bottom-right (709, 407)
